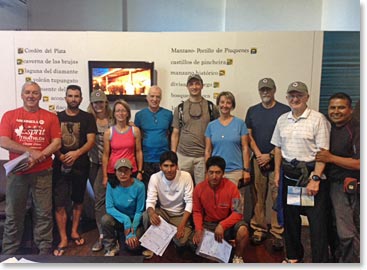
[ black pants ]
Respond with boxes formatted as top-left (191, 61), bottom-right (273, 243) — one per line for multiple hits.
top-left (282, 177), bottom-right (329, 262)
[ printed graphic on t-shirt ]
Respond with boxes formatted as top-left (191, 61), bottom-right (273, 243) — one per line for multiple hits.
top-left (61, 121), bottom-right (80, 149)
top-left (14, 117), bottom-right (46, 148)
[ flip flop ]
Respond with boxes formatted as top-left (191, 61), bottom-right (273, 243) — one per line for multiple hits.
top-left (71, 236), bottom-right (85, 246)
top-left (53, 246), bottom-right (67, 256)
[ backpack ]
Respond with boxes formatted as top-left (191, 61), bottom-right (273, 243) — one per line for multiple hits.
top-left (178, 100), bottom-right (216, 128)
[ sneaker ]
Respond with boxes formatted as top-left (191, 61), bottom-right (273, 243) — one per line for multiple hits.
top-left (104, 242), bottom-right (120, 257)
top-left (92, 238), bottom-right (104, 252)
top-left (250, 234), bottom-right (266, 245)
top-left (272, 237), bottom-right (284, 251)
top-left (232, 255), bottom-right (244, 263)
top-left (142, 249), bottom-right (154, 259)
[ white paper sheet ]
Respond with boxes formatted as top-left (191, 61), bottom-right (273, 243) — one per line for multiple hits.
top-left (139, 216), bottom-right (177, 256)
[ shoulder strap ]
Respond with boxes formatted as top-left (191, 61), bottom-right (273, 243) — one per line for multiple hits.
top-left (178, 101), bottom-right (184, 128)
top-left (207, 100), bottom-right (215, 121)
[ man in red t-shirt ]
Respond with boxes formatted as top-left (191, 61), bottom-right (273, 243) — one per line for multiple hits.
top-left (192, 156), bottom-right (249, 263)
top-left (0, 81), bottom-right (61, 255)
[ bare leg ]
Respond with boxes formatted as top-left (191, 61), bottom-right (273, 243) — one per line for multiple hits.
top-left (71, 203), bottom-right (84, 245)
top-left (235, 226), bottom-right (250, 258)
top-left (54, 206), bottom-right (68, 248)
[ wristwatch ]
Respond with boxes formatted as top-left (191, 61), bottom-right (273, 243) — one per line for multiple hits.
top-left (269, 153), bottom-right (274, 159)
top-left (311, 175), bottom-right (321, 182)
top-left (137, 170), bottom-right (144, 174)
top-left (243, 168), bottom-right (251, 173)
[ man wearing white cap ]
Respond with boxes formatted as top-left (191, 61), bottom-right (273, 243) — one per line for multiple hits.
top-left (271, 81), bottom-right (331, 263)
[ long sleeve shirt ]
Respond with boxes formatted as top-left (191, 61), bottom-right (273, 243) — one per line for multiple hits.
top-left (146, 170), bottom-right (193, 214)
top-left (106, 179), bottom-right (145, 238)
top-left (193, 178), bottom-right (243, 231)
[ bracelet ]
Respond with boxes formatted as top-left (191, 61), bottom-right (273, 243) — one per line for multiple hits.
top-left (243, 168), bottom-right (251, 173)
top-left (137, 170), bottom-right (144, 174)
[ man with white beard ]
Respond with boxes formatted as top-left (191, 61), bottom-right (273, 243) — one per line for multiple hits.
top-left (245, 78), bottom-right (290, 250)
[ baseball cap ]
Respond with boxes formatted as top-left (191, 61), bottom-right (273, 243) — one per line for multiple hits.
top-left (90, 90), bottom-right (107, 103)
top-left (287, 81), bottom-right (308, 94)
top-left (114, 158), bottom-right (133, 170)
top-left (187, 73), bottom-right (203, 85)
top-left (258, 78), bottom-right (275, 90)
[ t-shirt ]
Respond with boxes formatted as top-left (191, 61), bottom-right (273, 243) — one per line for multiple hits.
top-left (205, 117), bottom-right (248, 172)
top-left (134, 107), bottom-right (172, 162)
top-left (172, 99), bottom-right (219, 157)
top-left (57, 110), bottom-right (97, 168)
top-left (326, 121), bottom-right (360, 182)
top-left (245, 102), bottom-right (290, 153)
top-left (0, 107), bottom-right (61, 174)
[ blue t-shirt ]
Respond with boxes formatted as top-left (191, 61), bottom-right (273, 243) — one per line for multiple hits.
top-left (105, 179), bottom-right (145, 238)
top-left (205, 116), bottom-right (248, 172)
top-left (135, 107), bottom-right (173, 162)
top-left (245, 102), bottom-right (290, 153)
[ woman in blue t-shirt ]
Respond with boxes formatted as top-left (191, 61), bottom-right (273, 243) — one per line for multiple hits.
top-left (205, 91), bottom-right (251, 187)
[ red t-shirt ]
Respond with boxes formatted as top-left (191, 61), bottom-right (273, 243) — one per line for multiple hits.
top-left (0, 107), bottom-right (61, 174)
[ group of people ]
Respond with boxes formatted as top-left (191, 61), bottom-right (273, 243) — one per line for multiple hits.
top-left (0, 73), bottom-right (359, 263)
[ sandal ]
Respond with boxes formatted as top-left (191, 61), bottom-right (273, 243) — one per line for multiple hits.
top-left (53, 246), bottom-right (67, 256)
top-left (71, 236), bottom-right (85, 246)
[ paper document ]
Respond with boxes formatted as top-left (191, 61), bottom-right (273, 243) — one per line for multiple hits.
top-left (287, 186), bottom-right (314, 206)
top-left (3, 152), bottom-right (30, 176)
top-left (1, 256), bottom-right (37, 263)
top-left (196, 229), bottom-right (232, 263)
top-left (139, 216), bottom-right (177, 256)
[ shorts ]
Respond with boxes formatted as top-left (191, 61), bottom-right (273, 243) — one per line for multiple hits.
top-left (53, 164), bottom-right (89, 207)
top-left (203, 220), bottom-right (248, 241)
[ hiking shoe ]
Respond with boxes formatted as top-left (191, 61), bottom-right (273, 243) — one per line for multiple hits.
top-left (92, 238), bottom-right (104, 252)
top-left (142, 249), bottom-right (154, 259)
top-left (232, 255), bottom-right (244, 263)
top-left (104, 242), bottom-right (120, 256)
top-left (272, 237), bottom-right (284, 251)
top-left (250, 234), bottom-right (266, 245)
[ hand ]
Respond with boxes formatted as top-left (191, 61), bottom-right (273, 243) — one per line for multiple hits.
top-left (243, 171), bottom-right (251, 183)
top-left (175, 223), bottom-right (185, 239)
top-left (256, 153), bottom-right (271, 167)
top-left (306, 179), bottom-right (320, 196)
top-left (214, 224), bottom-right (224, 243)
top-left (136, 172), bottom-right (143, 181)
top-left (149, 211), bottom-right (161, 226)
top-left (63, 150), bottom-right (80, 166)
top-left (193, 230), bottom-right (204, 245)
top-left (315, 148), bottom-right (333, 163)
